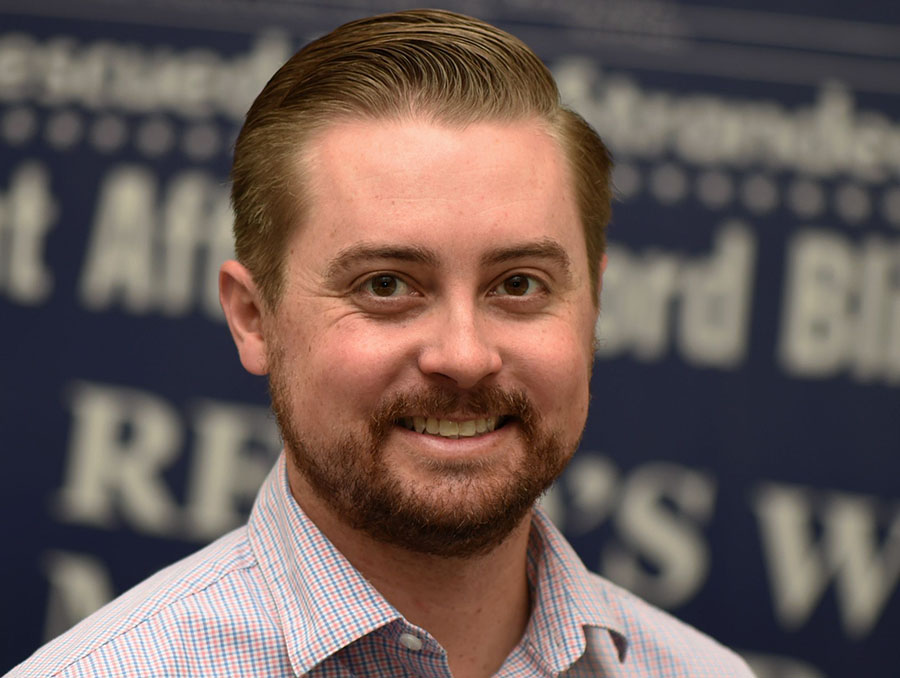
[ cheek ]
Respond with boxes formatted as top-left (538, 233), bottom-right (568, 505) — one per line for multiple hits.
top-left (297, 321), bottom-right (412, 410)
top-left (516, 331), bottom-right (592, 420)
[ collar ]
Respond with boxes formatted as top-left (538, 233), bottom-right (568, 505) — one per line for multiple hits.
top-left (523, 507), bottom-right (630, 673)
top-left (248, 454), bottom-right (630, 676)
top-left (247, 456), bottom-right (402, 675)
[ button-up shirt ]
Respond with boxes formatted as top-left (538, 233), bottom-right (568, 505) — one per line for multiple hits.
top-left (10, 455), bottom-right (755, 677)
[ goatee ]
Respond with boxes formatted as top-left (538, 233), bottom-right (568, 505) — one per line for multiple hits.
top-left (270, 368), bottom-right (576, 558)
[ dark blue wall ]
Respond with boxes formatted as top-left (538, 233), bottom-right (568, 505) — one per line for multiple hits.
top-left (2, 2), bottom-right (898, 675)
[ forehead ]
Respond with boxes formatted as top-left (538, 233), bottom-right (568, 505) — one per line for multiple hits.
top-left (295, 117), bottom-right (585, 263)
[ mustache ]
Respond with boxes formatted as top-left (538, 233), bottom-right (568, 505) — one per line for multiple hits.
top-left (370, 385), bottom-right (538, 439)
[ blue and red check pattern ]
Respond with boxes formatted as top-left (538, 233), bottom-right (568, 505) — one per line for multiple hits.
top-left (10, 455), bottom-right (755, 677)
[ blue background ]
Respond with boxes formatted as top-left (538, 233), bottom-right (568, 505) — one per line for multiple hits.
top-left (2, 2), bottom-right (898, 676)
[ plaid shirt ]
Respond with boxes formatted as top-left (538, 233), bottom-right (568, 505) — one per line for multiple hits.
top-left (10, 455), bottom-right (754, 677)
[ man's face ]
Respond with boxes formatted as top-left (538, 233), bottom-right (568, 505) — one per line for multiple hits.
top-left (265, 117), bottom-right (599, 557)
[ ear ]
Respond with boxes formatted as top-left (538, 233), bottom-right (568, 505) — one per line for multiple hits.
top-left (219, 260), bottom-right (270, 376)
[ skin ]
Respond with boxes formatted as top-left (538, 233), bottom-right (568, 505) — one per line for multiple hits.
top-left (220, 117), bottom-right (605, 678)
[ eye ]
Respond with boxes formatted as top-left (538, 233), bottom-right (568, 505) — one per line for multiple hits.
top-left (491, 274), bottom-right (543, 297)
top-left (364, 274), bottom-right (411, 297)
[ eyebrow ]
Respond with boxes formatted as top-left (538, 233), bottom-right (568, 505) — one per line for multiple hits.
top-left (323, 242), bottom-right (439, 283)
top-left (322, 237), bottom-right (574, 285)
top-left (479, 238), bottom-right (574, 284)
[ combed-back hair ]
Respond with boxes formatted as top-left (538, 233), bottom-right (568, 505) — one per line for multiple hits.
top-left (231, 9), bottom-right (612, 308)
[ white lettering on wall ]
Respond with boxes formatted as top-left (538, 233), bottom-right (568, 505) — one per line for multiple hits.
top-left (78, 165), bottom-right (233, 318)
top-left (778, 230), bottom-right (900, 383)
top-left (741, 652), bottom-right (825, 678)
top-left (56, 380), bottom-right (280, 539)
top-left (0, 162), bottom-right (57, 305)
top-left (602, 462), bottom-right (717, 608)
top-left (184, 399), bottom-right (281, 539)
top-left (678, 223), bottom-right (757, 367)
top-left (595, 247), bottom-right (679, 361)
top-left (56, 382), bottom-right (183, 534)
top-left (543, 455), bottom-right (717, 609)
top-left (554, 454), bottom-right (620, 535)
top-left (79, 166), bottom-right (158, 312)
top-left (41, 550), bottom-right (113, 642)
top-left (158, 171), bottom-right (233, 317)
top-left (0, 32), bottom-right (290, 120)
top-left (555, 59), bottom-right (900, 182)
top-left (199, 184), bottom-right (237, 318)
top-left (597, 221), bottom-right (756, 369)
top-left (754, 482), bottom-right (900, 638)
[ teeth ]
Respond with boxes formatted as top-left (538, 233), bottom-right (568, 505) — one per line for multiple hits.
top-left (439, 420), bottom-right (459, 438)
top-left (414, 416), bottom-right (426, 433)
top-left (458, 420), bottom-right (476, 437)
top-left (400, 416), bottom-right (500, 438)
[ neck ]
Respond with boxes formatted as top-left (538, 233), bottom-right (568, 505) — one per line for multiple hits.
top-left (358, 522), bottom-right (532, 678)
top-left (289, 469), bottom-right (533, 678)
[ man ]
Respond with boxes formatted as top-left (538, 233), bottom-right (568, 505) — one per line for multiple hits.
top-left (11, 9), bottom-right (755, 678)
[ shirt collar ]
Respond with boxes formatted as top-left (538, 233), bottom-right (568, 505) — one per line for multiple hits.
top-left (247, 455), bottom-right (402, 676)
top-left (524, 507), bottom-right (630, 673)
top-left (249, 454), bottom-right (630, 676)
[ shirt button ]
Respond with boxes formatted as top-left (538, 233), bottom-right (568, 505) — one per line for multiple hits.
top-left (399, 632), bottom-right (424, 651)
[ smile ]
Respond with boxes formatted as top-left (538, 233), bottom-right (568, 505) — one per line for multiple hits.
top-left (397, 416), bottom-right (507, 439)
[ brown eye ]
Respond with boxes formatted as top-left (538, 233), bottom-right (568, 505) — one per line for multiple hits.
top-left (501, 275), bottom-right (531, 296)
top-left (366, 275), bottom-right (407, 297)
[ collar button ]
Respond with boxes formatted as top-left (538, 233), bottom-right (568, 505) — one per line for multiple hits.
top-left (399, 632), bottom-right (424, 651)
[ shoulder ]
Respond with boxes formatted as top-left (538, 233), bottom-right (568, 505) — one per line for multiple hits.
top-left (584, 572), bottom-right (756, 677)
top-left (7, 527), bottom-right (282, 678)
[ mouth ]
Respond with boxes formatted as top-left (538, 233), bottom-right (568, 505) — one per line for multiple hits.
top-left (395, 415), bottom-right (509, 439)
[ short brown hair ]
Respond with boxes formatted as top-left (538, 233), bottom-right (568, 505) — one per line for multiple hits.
top-left (231, 9), bottom-right (612, 309)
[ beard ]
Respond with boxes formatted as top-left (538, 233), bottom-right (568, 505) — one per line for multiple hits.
top-left (269, 358), bottom-right (579, 558)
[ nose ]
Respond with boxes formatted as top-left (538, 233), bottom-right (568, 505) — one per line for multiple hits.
top-left (417, 305), bottom-right (502, 389)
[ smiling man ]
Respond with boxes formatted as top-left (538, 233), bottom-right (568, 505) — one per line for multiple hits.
top-left (244, 118), bottom-right (596, 567)
top-left (10, 9), bottom-right (755, 678)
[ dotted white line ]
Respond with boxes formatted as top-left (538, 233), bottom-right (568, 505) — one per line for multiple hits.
top-left (3, 106), bottom-right (238, 161)
top-left (6, 109), bottom-right (898, 232)
top-left (741, 174), bottom-right (779, 214)
top-left (621, 160), bottom-right (899, 230)
top-left (45, 110), bottom-right (84, 150)
top-left (696, 170), bottom-right (734, 209)
top-left (2, 107), bottom-right (38, 145)
top-left (182, 123), bottom-right (221, 161)
top-left (881, 186), bottom-right (900, 228)
top-left (650, 163), bottom-right (688, 205)
top-left (136, 117), bottom-right (175, 157)
top-left (834, 183), bottom-right (871, 224)
top-left (787, 178), bottom-right (825, 219)
top-left (90, 115), bottom-right (128, 153)
top-left (613, 162), bottom-right (641, 200)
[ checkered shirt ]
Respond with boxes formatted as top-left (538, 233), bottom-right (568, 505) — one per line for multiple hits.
top-left (9, 454), bottom-right (755, 677)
